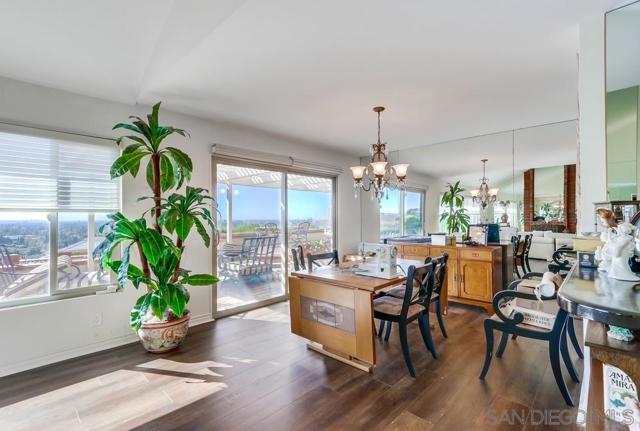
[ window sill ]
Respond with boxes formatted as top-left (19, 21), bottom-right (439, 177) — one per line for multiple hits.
top-left (0, 285), bottom-right (119, 310)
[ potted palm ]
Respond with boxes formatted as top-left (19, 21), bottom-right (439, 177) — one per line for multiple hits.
top-left (440, 181), bottom-right (470, 237)
top-left (95, 102), bottom-right (218, 352)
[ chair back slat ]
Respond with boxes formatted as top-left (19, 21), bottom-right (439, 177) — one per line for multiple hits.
top-left (307, 250), bottom-right (339, 270)
top-left (430, 253), bottom-right (449, 296)
top-left (401, 262), bottom-right (435, 318)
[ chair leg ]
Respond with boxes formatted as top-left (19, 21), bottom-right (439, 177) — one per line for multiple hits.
top-left (496, 332), bottom-right (509, 358)
top-left (398, 322), bottom-right (416, 377)
top-left (435, 298), bottom-right (448, 338)
top-left (561, 326), bottom-right (580, 383)
top-left (384, 320), bottom-right (392, 341)
top-left (549, 322), bottom-right (574, 406)
top-left (418, 312), bottom-right (437, 359)
top-left (479, 322), bottom-right (494, 380)
top-left (567, 317), bottom-right (584, 359)
top-left (377, 320), bottom-right (385, 338)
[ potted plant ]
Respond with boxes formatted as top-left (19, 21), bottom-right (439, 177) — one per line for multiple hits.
top-left (440, 181), bottom-right (470, 236)
top-left (95, 102), bottom-right (218, 352)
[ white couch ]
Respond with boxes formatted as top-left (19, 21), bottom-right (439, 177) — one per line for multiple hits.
top-left (519, 230), bottom-right (577, 261)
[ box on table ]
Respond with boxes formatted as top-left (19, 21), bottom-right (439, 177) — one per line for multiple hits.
top-left (573, 236), bottom-right (604, 252)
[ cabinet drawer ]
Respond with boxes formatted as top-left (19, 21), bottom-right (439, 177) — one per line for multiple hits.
top-left (429, 246), bottom-right (456, 258)
top-left (460, 248), bottom-right (493, 262)
top-left (403, 245), bottom-right (429, 257)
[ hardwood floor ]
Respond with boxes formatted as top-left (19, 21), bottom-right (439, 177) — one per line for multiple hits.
top-left (0, 302), bottom-right (584, 430)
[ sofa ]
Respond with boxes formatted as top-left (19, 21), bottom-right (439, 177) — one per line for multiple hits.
top-left (519, 230), bottom-right (577, 261)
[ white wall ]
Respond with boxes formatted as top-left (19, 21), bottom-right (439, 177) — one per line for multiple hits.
top-left (0, 76), bottom-right (361, 376)
top-left (577, 13), bottom-right (608, 232)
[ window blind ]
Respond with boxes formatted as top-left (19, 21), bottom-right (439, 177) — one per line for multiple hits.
top-left (0, 130), bottom-right (119, 211)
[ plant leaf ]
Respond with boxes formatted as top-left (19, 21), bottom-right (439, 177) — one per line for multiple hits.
top-left (175, 214), bottom-right (194, 241)
top-left (138, 228), bottom-right (165, 266)
top-left (192, 217), bottom-right (210, 247)
top-left (110, 151), bottom-right (146, 179)
top-left (160, 154), bottom-right (176, 192)
top-left (149, 291), bottom-right (168, 319)
top-left (184, 273), bottom-right (219, 286)
top-left (130, 293), bottom-right (151, 331)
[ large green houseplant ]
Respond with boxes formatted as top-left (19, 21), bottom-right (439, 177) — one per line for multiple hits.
top-left (440, 181), bottom-right (470, 235)
top-left (95, 102), bottom-right (218, 352)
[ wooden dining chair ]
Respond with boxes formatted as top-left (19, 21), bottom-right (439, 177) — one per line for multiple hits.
top-left (378, 253), bottom-right (449, 341)
top-left (373, 261), bottom-right (437, 377)
top-left (479, 276), bottom-right (579, 406)
top-left (290, 245), bottom-right (306, 271)
top-left (306, 250), bottom-right (339, 269)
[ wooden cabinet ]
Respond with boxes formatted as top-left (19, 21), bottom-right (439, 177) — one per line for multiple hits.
top-left (390, 242), bottom-right (506, 314)
top-left (430, 246), bottom-right (458, 298)
top-left (459, 260), bottom-right (492, 301)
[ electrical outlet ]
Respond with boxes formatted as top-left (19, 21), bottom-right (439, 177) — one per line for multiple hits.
top-left (92, 312), bottom-right (103, 327)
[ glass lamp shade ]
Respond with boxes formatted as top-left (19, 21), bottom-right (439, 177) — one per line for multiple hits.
top-left (392, 163), bottom-right (409, 178)
top-left (489, 188), bottom-right (499, 197)
top-left (470, 189), bottom-right (480, 197)
top-left (371, 161), bottom-right (388, 176)
top-left (350, 165), bottom-right (366, 180)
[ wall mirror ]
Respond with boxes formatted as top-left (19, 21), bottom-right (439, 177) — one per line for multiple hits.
top-left (393, 119), bottom-right (577, 236)
top-left (606, 0), bottom-right (640, 202)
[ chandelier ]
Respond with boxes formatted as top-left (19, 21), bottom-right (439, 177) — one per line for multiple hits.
top-left (350, 107), bottom-right (409, 202)
top-left (471, 159), bottom-right (498, 209)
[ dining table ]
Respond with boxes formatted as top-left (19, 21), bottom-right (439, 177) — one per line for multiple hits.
top-left (288, 258), bottom-right (423, 372)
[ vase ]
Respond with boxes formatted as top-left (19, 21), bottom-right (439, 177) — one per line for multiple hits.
top-left (137, 311), bottom-right (190, 353)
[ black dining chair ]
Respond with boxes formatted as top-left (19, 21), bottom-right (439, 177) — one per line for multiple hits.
top-left (479, 275), bottom-right (579, 406)
top-left (306, 250), bottom-right (339, 269)
top-left (373, 261), bottom-right (437, 377)
top-left (378, 254), bottom-right (449, 342)
top-left (290, 245), bottom-right (306, 271)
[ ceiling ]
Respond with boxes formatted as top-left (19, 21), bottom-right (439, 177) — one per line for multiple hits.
top-left (0, 0), bottom-right (623, 155)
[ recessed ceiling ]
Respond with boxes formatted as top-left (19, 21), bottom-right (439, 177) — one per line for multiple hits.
top-left (0, 0), bottom-right (622, 155)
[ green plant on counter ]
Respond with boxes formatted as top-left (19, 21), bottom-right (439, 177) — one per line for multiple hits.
top-left (440, 181), bottom-right (470, 235)
top-left (94, 102), bottom-right (219, 331)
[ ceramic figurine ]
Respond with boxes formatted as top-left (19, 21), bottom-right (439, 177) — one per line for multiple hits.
top-left (595, 208), bottom-right (617, 272)
top-left (607, 222), bottom-right (640, 281)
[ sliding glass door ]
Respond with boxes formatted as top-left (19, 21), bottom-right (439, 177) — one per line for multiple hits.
top-left (214, 162), bottom-right (336, 316)
top-left (215, 164), bottom-right (286, 314)
top-left (287, 174), bottom-right (334, 273)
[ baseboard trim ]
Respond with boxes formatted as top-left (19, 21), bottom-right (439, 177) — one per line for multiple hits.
top-left (0, 312), bottom-right (214, 378)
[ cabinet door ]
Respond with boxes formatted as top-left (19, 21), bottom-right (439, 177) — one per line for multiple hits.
top-left (459, 260), bottom-right (492, 301)
top-left (429, 247), bottom-right (458, 297)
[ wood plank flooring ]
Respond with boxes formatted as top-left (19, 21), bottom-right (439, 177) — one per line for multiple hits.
top-left (0, 302), bottom-right (584, 430)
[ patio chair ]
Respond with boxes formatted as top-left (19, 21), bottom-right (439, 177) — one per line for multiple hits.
top-left (219, 236), bottom-right (278, 279)
top-left (0, 246), bottom-right (78, 298)
top-left (289, 221), bottom-right (311, 247)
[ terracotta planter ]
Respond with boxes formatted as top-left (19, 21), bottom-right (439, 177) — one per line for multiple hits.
top-left (137, 311), bottom-right (190, 353)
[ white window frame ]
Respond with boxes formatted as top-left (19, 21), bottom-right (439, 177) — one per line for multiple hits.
top-left (0, 123), bottom-right (120, 309)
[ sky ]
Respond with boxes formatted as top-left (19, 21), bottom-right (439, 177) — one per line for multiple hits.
top-left (216, 184), bottom-right (332, 222)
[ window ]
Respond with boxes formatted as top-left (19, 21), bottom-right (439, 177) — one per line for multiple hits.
top-left (0, 128), bottom-right (119, 305)
top-left (379, 189), bottom-right (425, 239)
